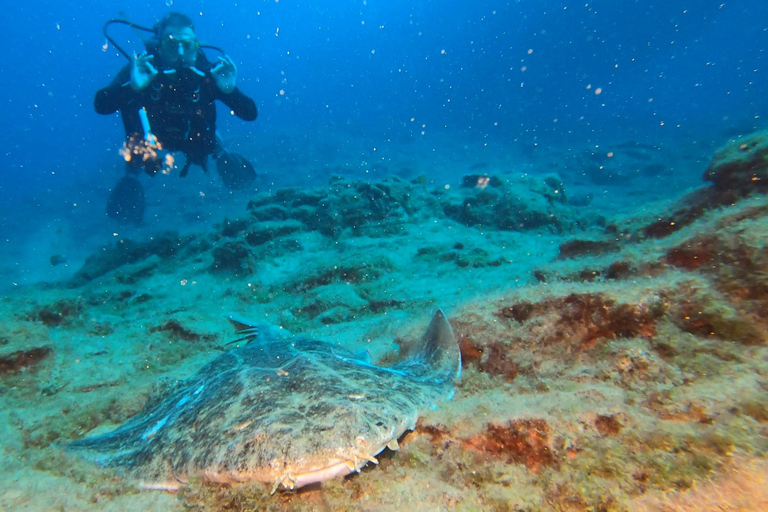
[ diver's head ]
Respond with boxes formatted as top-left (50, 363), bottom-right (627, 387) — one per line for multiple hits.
top-left (154, 12), bottom-right (198, 68)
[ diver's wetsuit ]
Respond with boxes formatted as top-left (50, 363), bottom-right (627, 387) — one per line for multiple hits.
top-left (95, 51), bottom-right (257, 174)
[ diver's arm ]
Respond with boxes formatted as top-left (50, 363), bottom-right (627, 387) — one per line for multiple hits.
top-left (94, 65), bottom-right (133, 115)
top-left (218, 88), bottom-right (258, 121)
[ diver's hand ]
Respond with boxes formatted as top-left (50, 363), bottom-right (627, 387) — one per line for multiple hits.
top-left (212, 56), bottom-right (237, 94)
top-left (130, 53), bottom-right (158, 91)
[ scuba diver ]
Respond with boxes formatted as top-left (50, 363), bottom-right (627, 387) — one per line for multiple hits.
top-left (96, 12), bottom-right (258, 224)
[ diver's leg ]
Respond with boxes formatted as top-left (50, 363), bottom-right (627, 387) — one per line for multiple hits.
top-left (106, 163), bottom-right (145, 224)
top-left (213, 131), bottom-right (226, 160)
top-left (215, 138), bottom-right (256, 190)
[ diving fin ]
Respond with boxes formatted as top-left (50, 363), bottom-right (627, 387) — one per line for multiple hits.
top-left (179, 160), bottom-right (192, 178)
top-left (106, 176), bottom-right (145, 224)
top-left (216, 151), bottom-right (256, 190)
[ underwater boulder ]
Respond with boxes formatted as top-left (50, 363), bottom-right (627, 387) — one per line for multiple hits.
top-left (70, 232), bottom-right (191, 285)
top-left (210, 241), bottom-right (253, 275)
top-left (244, 220), bottom-right (305, 247)
top-left (704, 130), bottom-right (768, 199)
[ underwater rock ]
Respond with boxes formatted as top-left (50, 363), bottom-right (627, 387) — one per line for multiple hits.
top-left (464, 419), bottom-right (560, 472)
top-left (638, 132), bottom-right (768, 240)
top-left (604, 260), bottom-right (635, 280)
top-left (246, 187), bottom-right (327, 224)
top-left (243, 220), bottom-right (304, 247)
top-left (245, 176), bottom-right (438, 238)
top-left (314, 306), bottom-right (356, 325)
top-left (0, 346), bottom-right (52, 375)
top-left (458, 335), bottom-right (484, 367)
top-left (210, 241), bottom-right (252, 275)
top-left (442, 189), bottom-right (502, 228)
top-left (666, 285), bottom-right (765, 346)
top-left (420, 245), bottom-right (505, 269)
top-left (320, 177), bottom-right (428, 236)
top-left (298, 283), bottom-right (368, 321)
top-left (148, 320), bottom-right (212, 343)
top-left (284, 255), bottom-right (394, 294)
top-left (659, 223), bottom-right (768, 346)
top-left (558, 142), bottom-right (665, 187)
top-left (71, 232), bottom-right (193, 285)
top-left (704, 130), bottom-right (768, 199)
top-left (460, 174), bottom-right (503, 189)
top-left (441, 176), bottom-right (578, 233)
top-left (366, 298), bottom-right (405, 314)
top-left (239, 174), bottom-right (592, 240)
top-left (664, 236), bottom-right (720, 271)
top-left (568, 193), bottom-right (593, 207)
top-left (594, 414), bottom-right (623, 436)
top-left (247, 203), bottom-right (289, 222)
top-left (557, 239), bottom-right (621, 260)
top-left (112, 257), bottom-right (161, 285)
top-left (496, 293), bottom-right (664, 350)
top-left (540, 175), bottom-right (568, 205)
top-left (477, 341), bottom-right (519, 382)
top-left (49, 254), bottom-right (68, 266)
top-left (30, 299), bottom-right (83, 327)
top-left (218, 218), bottom-right (250, 238)
top-left (639, 200), bottom-right (707, 239)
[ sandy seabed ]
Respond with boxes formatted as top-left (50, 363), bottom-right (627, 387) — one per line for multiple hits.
top-left (1, 129), bottom-right (767, 511)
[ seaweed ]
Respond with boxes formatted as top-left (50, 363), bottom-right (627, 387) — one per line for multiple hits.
top-left (465, 420), bottom-right (560, 472)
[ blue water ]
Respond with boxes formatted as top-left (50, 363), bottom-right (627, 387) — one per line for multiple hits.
top-left (0, 0), bottom-right (766, 287)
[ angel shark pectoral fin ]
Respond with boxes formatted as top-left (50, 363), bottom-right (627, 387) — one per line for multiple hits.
top-left (353, 349), bottom-right (371, 364)
top-left (225, 314), bottom-right (292, 346)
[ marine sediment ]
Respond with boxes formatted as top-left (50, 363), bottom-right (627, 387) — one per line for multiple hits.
top-left (2, 133), bottom-right (768, 510)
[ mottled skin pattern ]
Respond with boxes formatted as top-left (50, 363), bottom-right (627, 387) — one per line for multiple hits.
top-left (69, 311), bottom-right (460, 491)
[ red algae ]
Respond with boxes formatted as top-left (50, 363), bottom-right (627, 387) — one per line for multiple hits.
top-left (496, 293), bottom-right (663, 350)
top-left (0, 346), bottom-right (52, 375)
top-left (465, 420), bottom-right (560, 472)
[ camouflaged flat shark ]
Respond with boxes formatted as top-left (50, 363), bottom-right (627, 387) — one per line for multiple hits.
top-left (69, 310), bottom-right (460, 493)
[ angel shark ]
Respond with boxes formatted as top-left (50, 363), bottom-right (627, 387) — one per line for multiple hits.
top-left (69, 310), bottom-right (461, 493)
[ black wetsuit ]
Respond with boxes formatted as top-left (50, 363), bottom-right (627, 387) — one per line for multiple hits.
top-left (95, 51), bottom-right (257, 174)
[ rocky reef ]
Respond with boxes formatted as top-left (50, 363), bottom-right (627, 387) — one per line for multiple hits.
top-left (2, 133), bottom-right (768, 510)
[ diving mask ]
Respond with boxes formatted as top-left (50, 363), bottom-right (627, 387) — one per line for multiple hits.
top-left (161, 34), bottom-right (199, 57)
